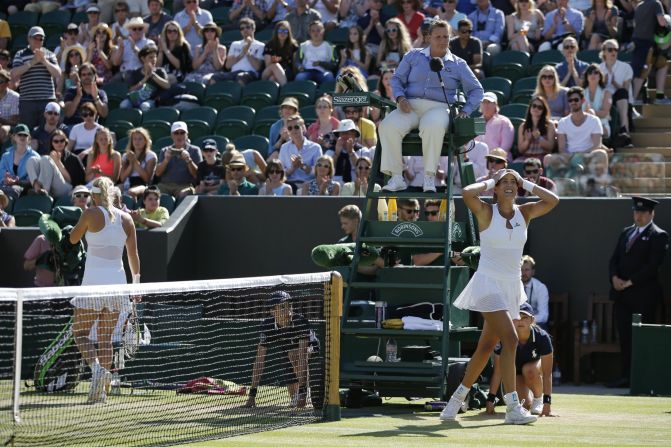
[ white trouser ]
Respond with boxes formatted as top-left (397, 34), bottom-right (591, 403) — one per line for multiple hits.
top-left (379, 98), bottom-right (450, 176)
top-left (27, 156), bottom-right (73, 198)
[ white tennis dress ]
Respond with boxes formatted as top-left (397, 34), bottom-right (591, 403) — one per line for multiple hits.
top-left (453, 203), bottom-right (527, 319)
top-left (71, 206), bottom-right (130, 312)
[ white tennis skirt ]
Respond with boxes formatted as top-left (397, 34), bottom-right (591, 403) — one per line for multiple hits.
top-left (453, 270), bottom-right (526, 319)
top-left (70, 265), bottom-right (130, 312)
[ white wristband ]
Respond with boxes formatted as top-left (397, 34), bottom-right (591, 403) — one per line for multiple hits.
top-left (132, 274), bottom-right (141, 284)
top-left (522, 179), bottom-right (535, 193)
top-left (483, 179), bottom-right (495, 190)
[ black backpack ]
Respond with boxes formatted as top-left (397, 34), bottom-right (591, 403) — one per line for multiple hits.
top-left (33, 317), bottom-right (83, 393)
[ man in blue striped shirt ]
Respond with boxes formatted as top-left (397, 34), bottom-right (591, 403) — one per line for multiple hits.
top-left (380, 19), bottom-right (483, 192)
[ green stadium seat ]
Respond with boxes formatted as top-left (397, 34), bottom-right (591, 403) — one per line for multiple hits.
top-left (183, 81), bottom-right (206, 103)
top-left (513, 76), bottom-right (538, 95)
top-left (214, 105), bottom-right (255, 140)
top-left (381, 4), bottom-right (399, 17)
top-left (122, 194), bottom-right (137, 210)
top-left (240, 80), bottom-right (279, 110)
top-left (490, 50), bottom-right (529, 84)
top-left (234, 135), bottom-right (271, 157)
top-left (299, 105), bottom-right (317, 124)
top-left (106, 108), bottom-right (142, 127)
top-left (481, 77), bottom-right (512, 104)
top-left (192, 135), bottom-right (230, 152)
top-left (102, 82), bottom-right (129, 110)
top-left (279, 80), bottom-right (317, 107)
top-left (143, 121), bottom-right (172, 142)
top-left (499, 103), bottom-right (529, 119)
top-left (11, 35), bottom-right (29, 54)
top-left (511, 91), bottom-right (534, 105)
top-left (39, 9), bottom-right (71, 36)
top-left (160, 193), bottom-right (176, 214)
top-left (578, 49), bottom-right (601, 64)
top-left (211, 7), bottom-right (231, 26)
top-left (317, 79), bottom-right (336, 96)
top-left (53, 195), bottom-right (72, 208)
top-left (509, 161), bottom-right (525, 175)
top-left (255, 28), bottom-right (273, 42)
top-left (181, 106), bottom-right (217, 139)
top-left (204, 81), bottom-right (241, 109)
top-left (152, 136), bottom-right (174, 154)
top-left (482, 51), bottom-right (492, 75)
top-left (325, 27), bottom-right (349, 46)
top-left (8, 11), bottom-right (39, 38)
top-left (529, 50), bottom-right (564, 75)
top-left (220, 29), bottom-right (241, 46)
top-left (107, 120), bottom-right (134, 141)
top-left (367, 78), bottom-right (379, 92)
top-left (13, 209), bottom-right (44, 227)
top-left (44, 34), bottom-right (60, 51)
top-left (143, 107), bottom-right (180, 125)
top-left (183, 120), bottom-right (210, 139)
top-left (116, 136), bottom-right (129, 152)
top-left (71, 11), bottom-right (88, 25)
top-left (617, 51), bottom-right (632, 63)
top-left (252, 105), bottom-right (280, 136)
top-left (13, 195), bottom-right (53, 214)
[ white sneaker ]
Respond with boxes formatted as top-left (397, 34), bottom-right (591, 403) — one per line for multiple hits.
top-left (504, 404), bottom-right (537, 425)
top-left (382, 175), bottom-right (407, 191)
top-left (423, 175), bottom-right (436, 192)
top-left (530, 397), bottom-right (543, 415)
top-left (439, 396), bottom-right (464, 422)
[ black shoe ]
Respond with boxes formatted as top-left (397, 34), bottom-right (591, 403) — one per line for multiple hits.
top-left (605, 377), bottom-right (630, 388)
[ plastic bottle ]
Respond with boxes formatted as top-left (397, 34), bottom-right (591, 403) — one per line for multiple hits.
top-left (581, 320), bottom-right (590, 344)
top-left (591, 319), bottom-right (598, 344)
top-left (387, 198), bottom-right (397, 221)
top-left (377, 198), bottom-right (388, 221)
top-left (552, 363), bottom-right (561, 386)
top-left (386, 338), bottom-right (398, 362)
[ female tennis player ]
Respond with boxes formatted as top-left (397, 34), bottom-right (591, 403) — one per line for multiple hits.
top-left (69, 177), bottom-right (140, 403)
top-left (440, 168), bottom-right (558, 424)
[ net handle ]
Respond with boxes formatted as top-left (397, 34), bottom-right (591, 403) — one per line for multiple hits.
top-left (325, 272), bottom-right (342, 422)
top-left (13, 290), bottom-right (23, 424)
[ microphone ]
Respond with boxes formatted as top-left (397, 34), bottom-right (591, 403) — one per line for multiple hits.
top-left (430, 57), bottom-right (451, 107)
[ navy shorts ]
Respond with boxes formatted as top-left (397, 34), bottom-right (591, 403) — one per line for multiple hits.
top-left (631, 39), bottom-right (654, 78)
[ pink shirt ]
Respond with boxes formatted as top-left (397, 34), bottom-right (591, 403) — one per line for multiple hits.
top-left (306, 117), bottom-right (340, 144)
top-left (476, 113), bottom-right (515, 157)
top-left (24, 235), bottom-right (55, 287)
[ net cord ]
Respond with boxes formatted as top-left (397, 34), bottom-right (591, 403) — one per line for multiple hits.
top-left (12, 289), bottom-right (23, 424)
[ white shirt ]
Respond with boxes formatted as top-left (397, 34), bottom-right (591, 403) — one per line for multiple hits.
top-left (599, 60), bottom-right (634, 102)
top-left (299, 41), bottom-right (334, 73)
top-left (557, 113), bottom-right (603, 153)
top-left (523, 277), bottom-right (549, 324)
top-left (313, 0), bottom-right (338, 23)
top-left (228, 39), bottom-right (265, 73)
top-left (120, 36), bottom-right (150, 72)
top-left (69, 122), bottom-right (102, 153)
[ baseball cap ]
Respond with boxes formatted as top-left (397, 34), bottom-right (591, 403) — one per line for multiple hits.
top-left (171, 121), bottom-right (188, 134)
top-left (71, 185), bottom-right (90, 197)
top-left (519, 303), bottom-right (534, 317)
top-left (66, 23), bottom-right (79, 32)
top-left (13, 124), bottom-right (30, 136)
top-left (201, 138), bottom-right (218, 151)
top-left (45, 102), bottom-right (61, 114)
top-left (333, 119), bottom-right (360, 137)
top-left (482, 91), bottom-right (498, 104)
top-left (28, 26), bottom-right (45, 38)
top-left (267, 291), bottom-right (291, 307)
top-left (280, 97), bottom-right (299, 110)
top-left (86, 4), bottom-right (101, 13)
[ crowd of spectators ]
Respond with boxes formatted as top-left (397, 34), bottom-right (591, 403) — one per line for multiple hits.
top-left (0, 0), bottom-right (669, 222)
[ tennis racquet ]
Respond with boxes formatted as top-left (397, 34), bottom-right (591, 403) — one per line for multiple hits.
top-left (122, 301), bottom-right (141, 360)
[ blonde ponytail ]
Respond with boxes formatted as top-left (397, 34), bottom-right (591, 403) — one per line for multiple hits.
top-left (91, 177), bottom-right (115, 222)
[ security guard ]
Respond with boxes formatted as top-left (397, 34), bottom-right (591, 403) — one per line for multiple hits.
top-left (608, 196), bottom-right (669, 387)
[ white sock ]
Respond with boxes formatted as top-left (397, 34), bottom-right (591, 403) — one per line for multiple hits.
top-left (532, 396), bottom-right (542, 406)
top-left (503, 391), bottom-right (519, 409)
top-left (452, 384), bottom-right (470, 402)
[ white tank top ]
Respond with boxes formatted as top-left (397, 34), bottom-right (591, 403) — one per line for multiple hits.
top-left (85, 206), bottom-right (127, 270)
top-left (477, 204), bottom-right (527, 280)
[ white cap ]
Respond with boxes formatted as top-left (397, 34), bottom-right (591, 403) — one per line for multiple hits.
top-left (482, 91), bottom-right (498, 104)
top-left (171, 121), bottom-right (188, 133)
top-left (45, 102), bottom-right (61, 114)
top-left (333, 119), bottom-right (360, 137)
top-left (28, 26), bottom-right (45, 38)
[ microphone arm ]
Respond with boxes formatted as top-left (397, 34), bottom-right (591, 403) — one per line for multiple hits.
top-left (430, 57), bottom-right (457, 132)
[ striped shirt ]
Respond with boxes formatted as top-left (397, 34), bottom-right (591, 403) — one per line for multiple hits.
top-left (0, 88), bottom-right (19, 121)
top-left (12, 47), bottom-right (57, 101)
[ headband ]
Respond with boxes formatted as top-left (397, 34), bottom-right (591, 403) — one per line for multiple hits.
top-left (90, 186), bottom-right (102, 194)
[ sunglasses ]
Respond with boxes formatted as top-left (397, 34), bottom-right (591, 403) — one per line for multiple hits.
top-left (459, 29), bottom-right (472, 34)
top-left (229, 166), bottom-right (244, 172)
top-left (525, 169), bottom-right (539, 174)
top-left (74, 193), bottom-right (90, 198)
top-left (531, 103), bottom-right (544, 110)
top-left (96, 31), bottom-right (108, 36)
top-left (587, 70), bottom-right (600, 75)
top-left (563, 45), bottom-right (576, 50)
top-left (80, 71), bottom-right (92, 77)
top-left (204, 28), bottom-right (217, 33)
top-left (344, 109), bottom-right (360, 114)
top-left (385, 28), bottom-right (398, 33)
top-left (604, 47), bottom-right (618, 52)
top-left (66, 30), bottom-right (78, 35)
top-left (115, 9), bottom-right (128, 12)
top-left (401, 208), bottom-right (420, 214)
top-left (69, 52), bottom-right (80, 57)
top-left (278, 29), bottom-right (289, 34)
top-left (424, 210), bottom-right (439, 217)
top-left (46, 111), bottom-right (59, 115)
top-left (167, 29), bottom-right (178, 33)
top-left (316, 163), bottom-right (330, 168)
top-left (488, 159), bottom-right (506, 165)
top-left (357, 166), bottom-right (370, 170)
top-left (31, 36), bottom-right (44, 41)
top-left (173, 130), bottom-right (186, 135)
top-left (131, 28), bottom-right (144, 32)
top-left (240, 25), bottom-right (252, 30)
top-left (541, 74), bottom-right (554, 80)
top-left (80, 110), bottom-right (94, 117)
top-left (269, 169), bottom-right (283, 174)
top-left (287, 125), bottom-right (302, 130)
top-left (568, 97), bottom-right (581, 103)
top-left (16, 134), bottom-right (29, 138)
top-left (52, 138), bottom-right (66, 144)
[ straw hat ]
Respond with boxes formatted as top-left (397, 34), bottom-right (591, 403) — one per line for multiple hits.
top-left (90, 23), bottom-right (113, 41)
top-left (199, 22), bottom-right (222, 37)
top-left (123, 17), bottom-right (149, 32)
top-left (61, 45), bottom-right (87, 69)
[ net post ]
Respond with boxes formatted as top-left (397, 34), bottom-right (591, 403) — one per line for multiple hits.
top-left (324, 271), bottom-right (342, 421)
top-left (12, 290), bottom-right (23, 425)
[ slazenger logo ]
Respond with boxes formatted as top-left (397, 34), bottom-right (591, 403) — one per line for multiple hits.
top-left (333, 94), bottom-right (368, 106)
top-left (391, 222), bottom-right (424, 237)
top-left (39, 325), bottom-right (73, 365)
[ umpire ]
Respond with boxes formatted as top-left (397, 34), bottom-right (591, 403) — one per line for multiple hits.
top-left (608, 196), bottom-right (669, 387)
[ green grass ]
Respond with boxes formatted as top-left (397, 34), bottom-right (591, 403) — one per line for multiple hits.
top-left (4, 381), bottom-right (671, 447)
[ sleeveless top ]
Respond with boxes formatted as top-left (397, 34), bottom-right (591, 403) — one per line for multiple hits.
top-left (477, 204), bottom-right (527, 280)
top-left (513, 13), bottom-right (541, 34)
top-left (584, 86), bottom-right (610, 126)
top-left (82, 206), bottom-right (127, 286)
top-left (91, 152), bottom-right (115, 179)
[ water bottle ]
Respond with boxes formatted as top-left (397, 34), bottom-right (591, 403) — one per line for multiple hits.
top-left (386, 338), bottom-right (398, 362)
top-left (374, 301), bottom-right (386, 329)
top-left (591, 319), bottom-right (598, 344)
top-left (581, 320), bottom-right (590, 344)
top-left (387, 198), bottom-right (397, 221)
top-left (377, 198), bottom-right (388, 221)
top-left (552, 363), bottom-right (561, 386)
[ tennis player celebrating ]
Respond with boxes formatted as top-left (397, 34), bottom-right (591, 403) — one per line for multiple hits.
top-left (69, 177), bottom-right (140, 403)
top-left (245, 291), bottom-right (313, 409)
top-left (440, 169), bottom-right (559, 424)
